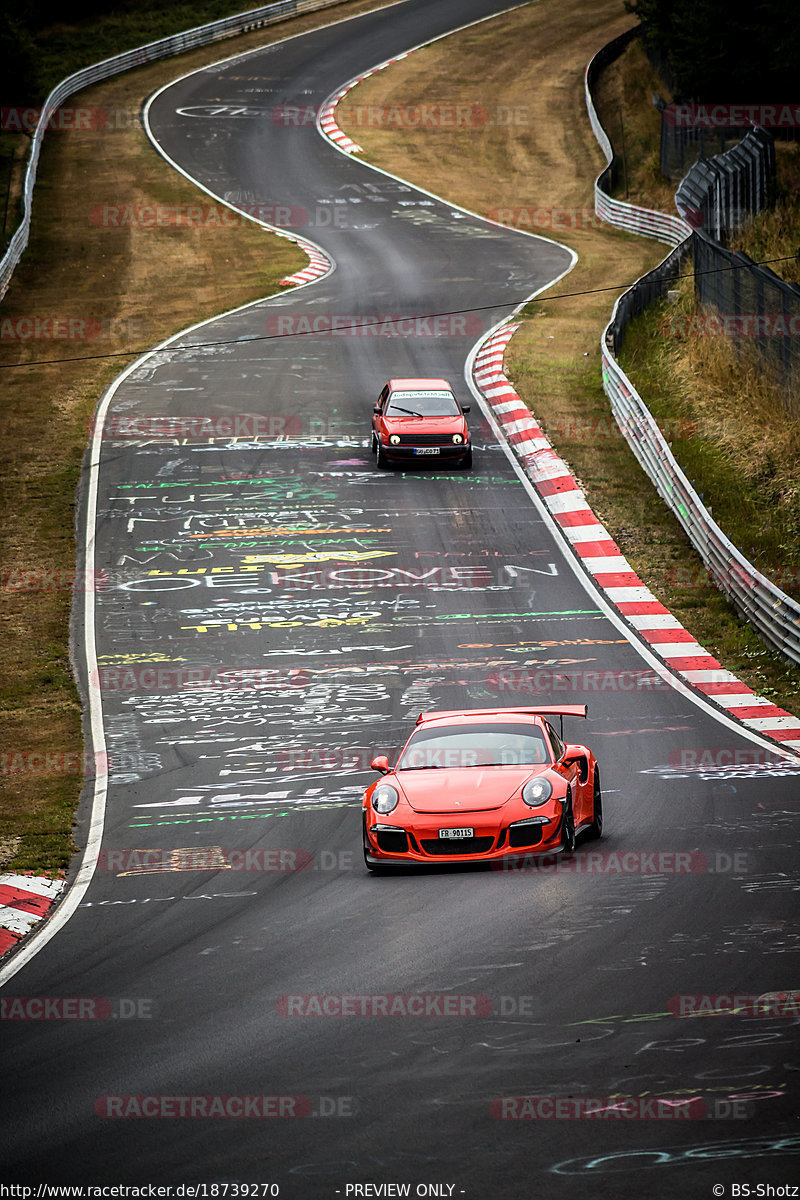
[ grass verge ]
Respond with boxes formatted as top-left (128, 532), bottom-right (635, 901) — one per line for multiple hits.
top-left (0, 0), bottom-right (402, 877)
top-left (336, 0), bottom-right (800, 714)
top-left (734, 141), bottom-right (800, 287)
top-left (618, 274), bottom-right (800, 600)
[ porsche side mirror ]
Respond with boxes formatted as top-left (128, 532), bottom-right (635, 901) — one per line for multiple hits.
top-left (370, 755), bottom-right (391, 774)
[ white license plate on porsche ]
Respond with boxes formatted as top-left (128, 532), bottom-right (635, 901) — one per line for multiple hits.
top-left (438, 827), bottom-right (474, 839)
top-left (413, 447), bottom-right (440, 455)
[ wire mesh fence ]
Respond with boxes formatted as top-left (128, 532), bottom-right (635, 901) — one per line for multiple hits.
top-left (606, 238), bottom-right (693, 355)
top-left (660, 103), bottom-right (800, 183)
top-left (675, 127), bottom-right (775, 242)
top-left (692, 236), bottom-right (800, 400)
top-left (672, 127), bottom-right (800, 397)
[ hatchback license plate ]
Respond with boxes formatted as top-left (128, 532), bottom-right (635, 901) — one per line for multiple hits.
top-left (439, 827), bottom-right (474, 839)
top-left (413, 447), bottom-right (440, 455)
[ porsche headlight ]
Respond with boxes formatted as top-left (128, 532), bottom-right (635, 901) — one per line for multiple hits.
top-left (372, 783), bottom-right (399, 814)
top-left (452, 434), bottom-right (463, 444)
top-left (522, 777), bottom-right (553, 807)
top-left (389, 434), bottom-right (401, 445)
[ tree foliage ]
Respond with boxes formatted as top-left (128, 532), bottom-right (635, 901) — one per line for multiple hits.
top-left (625, 0), bottom-right (800, 100)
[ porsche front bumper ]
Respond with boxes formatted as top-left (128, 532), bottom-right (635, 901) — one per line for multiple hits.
top-left (366, 811), bottom-right (565, 865)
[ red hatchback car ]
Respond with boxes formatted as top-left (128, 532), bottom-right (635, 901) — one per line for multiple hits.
top-left (371, 377), bottom-right (472, 469)
top-left (362, 706), bottom-right (602, 872)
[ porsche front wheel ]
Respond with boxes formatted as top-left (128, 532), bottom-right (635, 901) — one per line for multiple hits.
top-left (586, 769), bottom-right (603, 840)
top-left (560, 792), bottom-right (576, 856)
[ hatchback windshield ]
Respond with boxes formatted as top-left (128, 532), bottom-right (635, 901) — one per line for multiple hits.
top-left (386, 391), bottom-right (461, 418)
top-left (397, 723), bottom-right (549, 769)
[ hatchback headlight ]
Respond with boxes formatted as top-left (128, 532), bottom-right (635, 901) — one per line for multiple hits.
top-left (452, 434), bottom-right (463, 444)
top-left (389, 434), bottom-right (401, 445)
top-left (372, 783), bottom-right (399, 814)
top-left (522, 777), bottom-right (553, 807)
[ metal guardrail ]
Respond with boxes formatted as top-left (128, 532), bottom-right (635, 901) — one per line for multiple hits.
top-left (584, 28), bottom-right (692, 248)
top-left (586, 31), bottom-right (800, 665)
top-left (0, 0), bottom-right (348, 300)
top-left (602, 301), bottom-right (800, 665)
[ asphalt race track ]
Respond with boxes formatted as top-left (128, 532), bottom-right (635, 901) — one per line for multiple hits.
top-left (2, 1), bottom-right (799, 1195)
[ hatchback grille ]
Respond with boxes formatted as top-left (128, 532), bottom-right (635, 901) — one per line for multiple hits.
top-left (396, 433), bottom-right (455, 446)
top-left (420, 836), bottom-right (495, 856)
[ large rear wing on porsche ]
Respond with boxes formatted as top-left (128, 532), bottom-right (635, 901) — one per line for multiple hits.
top-left (416, 705), bottom-right (588, 725)
top-left (416, 705), bottom-right (589, 744)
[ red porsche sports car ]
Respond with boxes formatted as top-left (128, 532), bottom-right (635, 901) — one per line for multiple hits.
top-left (371, 377), bottom-right (472, 469)
top-left (362, 706), bottom-right (601, 871)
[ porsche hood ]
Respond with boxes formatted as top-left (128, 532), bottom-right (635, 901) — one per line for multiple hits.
top-left (395, 767), bottom-right (547, 813)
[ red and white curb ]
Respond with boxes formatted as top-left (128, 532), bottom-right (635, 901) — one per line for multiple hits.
top-left (279, 240), bottom-right (332, 286)
top-left (0, 873), bottom-right (66, 957)
top-left (473, 324), bottom-right (800, 754)
top-left (317, 53), bottom-right (411, 155)
top-left (318, 88), bottom-right (364, 155)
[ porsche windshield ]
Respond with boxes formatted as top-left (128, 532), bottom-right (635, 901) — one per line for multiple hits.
top-left (397, 723), bottom-right (549, 769)
top-left (386, 391), bottom-right (460, 418)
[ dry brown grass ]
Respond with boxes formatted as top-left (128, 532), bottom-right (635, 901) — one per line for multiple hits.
top-left (734, 141), bottom-right (800, 286)
top-left (619, 268), bottom-right (800, 592)
top-left (674, 294), bottom-right (800, 485)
